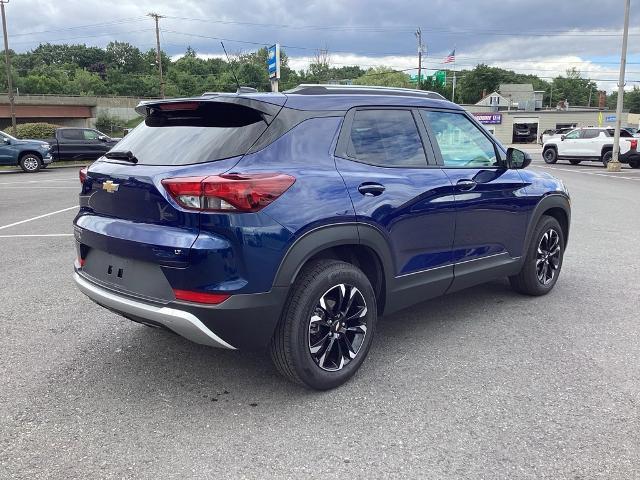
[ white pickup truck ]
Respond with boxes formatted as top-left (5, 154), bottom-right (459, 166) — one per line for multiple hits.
top-left (542, 127), bottom-right (640, 168)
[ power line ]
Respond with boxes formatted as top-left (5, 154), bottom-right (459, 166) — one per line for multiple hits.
top-left (8, 17), bottom-right (147, 38)
top-left (162, 15), bottom-right (640, 37)
top-left (10, 29), bottom-right (154, 46)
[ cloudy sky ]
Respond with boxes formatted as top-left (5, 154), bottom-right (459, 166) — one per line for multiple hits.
top-left (6, 0), bottom-right (640, 90)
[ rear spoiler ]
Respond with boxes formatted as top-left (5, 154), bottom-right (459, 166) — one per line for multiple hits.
top-left (135, 96), bottom-right (285, 124)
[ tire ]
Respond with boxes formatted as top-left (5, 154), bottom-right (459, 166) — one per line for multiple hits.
top-left (629, 159), bottom-right (639, 169)
top-left (601, 150), bottom-right (613, 167)
top-left (510, 216), bottom-right (565, 296)
top-left (270, 259), bottom-right (377, 390)
top-left (543, 148), bottom-right (558, 164)
top-left (569, 159), bottom-right (581, 165)
top-left (19, 153), bottom-right (42, 173)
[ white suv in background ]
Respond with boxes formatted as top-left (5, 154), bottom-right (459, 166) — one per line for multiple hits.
top-left (542, 127), bottom-right (640, 168)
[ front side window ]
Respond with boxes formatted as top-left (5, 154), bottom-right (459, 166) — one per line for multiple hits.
top-left (83, 130), bottom-right (100, 140)
top-left (564, 130), bottom-right (580, 139)
top-left (420, 110), bottom-right (499, 167)
top-left (347, 109), bottom-right (427, 167)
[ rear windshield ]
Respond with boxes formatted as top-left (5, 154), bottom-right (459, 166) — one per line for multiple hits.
top-left (108, 102), bottom-right (268, 165)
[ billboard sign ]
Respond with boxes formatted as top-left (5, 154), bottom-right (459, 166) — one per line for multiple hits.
top-left (473, 112), bottom-right (502, 124)
top-left (267, 44), bottom-right (280, 79)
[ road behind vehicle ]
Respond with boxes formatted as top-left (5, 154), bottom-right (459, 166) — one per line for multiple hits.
top-left (0, 130), bottom-right (53, 172)
top-left (46, 127), bottom-right (119, 161)
top-left (73, 85), bottom-right (571, 390)
top-left (543, 126), bottom-right (640, 168)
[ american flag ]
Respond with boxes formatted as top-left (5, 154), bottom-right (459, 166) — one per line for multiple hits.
top-left (443, 49), bottom-right (456, 64)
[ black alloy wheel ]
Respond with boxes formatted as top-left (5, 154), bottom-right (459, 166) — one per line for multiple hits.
top-left (308, 283), bottom-right (368, 372)
top-left (536, 228), bottom-right (561, 286)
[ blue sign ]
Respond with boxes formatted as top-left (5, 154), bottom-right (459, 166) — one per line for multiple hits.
top-left (605, 115), bottom-right (616, 122)
top-left (267, 44), bottom-right (280, 79)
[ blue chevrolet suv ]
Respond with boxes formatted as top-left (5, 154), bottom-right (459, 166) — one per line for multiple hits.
top-left (73, 85), bottom-right (570, 390)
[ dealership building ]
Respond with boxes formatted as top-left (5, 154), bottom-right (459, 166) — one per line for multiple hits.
top-left (462, 83), bottom-right (632, 144)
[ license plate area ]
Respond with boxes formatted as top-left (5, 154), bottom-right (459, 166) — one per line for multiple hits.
top-left (82, 249), bottom-right (174, 303)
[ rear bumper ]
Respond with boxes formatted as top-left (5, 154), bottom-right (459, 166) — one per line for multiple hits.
top-left (73, 271), bottom-right (288, 351)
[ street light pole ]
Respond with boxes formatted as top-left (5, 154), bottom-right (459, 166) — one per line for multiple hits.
top-left (0, 0), bottom-right (16, 136)
top-left (608, 0), bottom-right (630, 172)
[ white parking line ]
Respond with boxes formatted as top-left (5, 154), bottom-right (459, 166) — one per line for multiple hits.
top-left (0, 233), bottom-right (74, 238)
top-left (0, 178), bottom-right (77, 186)
top-left (1, 186), bottom-right (79, 189)
top-left (0, 206), bottom-right (79, 231)
top-left (532, 164), bottom-right (640, 181)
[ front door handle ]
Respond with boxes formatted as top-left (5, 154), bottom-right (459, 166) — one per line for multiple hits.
top-left (456, 179), bottom-right (477, 191)
top-left (358, 182), bottom-right (386, 196)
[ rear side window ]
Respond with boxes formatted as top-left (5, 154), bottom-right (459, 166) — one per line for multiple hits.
top-left (109, 102), bottom-right (268, 166)
top-left (346, 109), bottom-right (427, 167)
top-left (581, 129), bottom-right (601, 139)
top-left (60, 129), bottom-right (84, 140)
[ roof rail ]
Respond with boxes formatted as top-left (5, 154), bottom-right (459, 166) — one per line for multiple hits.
top-left (285, 84), bottom-right (446, 100)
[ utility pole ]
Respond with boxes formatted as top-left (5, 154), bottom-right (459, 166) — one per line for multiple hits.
top-left (1, 0), bottom-right (16, 136)
top-left (415, 28), bottom-right (424, 90)
top-left (608, 0), bottom-right (630, 172)
top-left (148, 12), bottom-right (165, 99)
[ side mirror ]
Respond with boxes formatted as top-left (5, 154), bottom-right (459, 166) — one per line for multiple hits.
top-left (560, 135), bottom-right (566, 141)
top-left (507, 147), bottom-right (531, 169)
top-left (2, 138), bottom-right (10, 144)
top-left (98, 135), bottom-right (109, 142)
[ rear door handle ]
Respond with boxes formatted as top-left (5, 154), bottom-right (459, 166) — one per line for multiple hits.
top-left (456, 179), bottom-right (477, 191)
top-left (358, 182), bottom-right (386, 196)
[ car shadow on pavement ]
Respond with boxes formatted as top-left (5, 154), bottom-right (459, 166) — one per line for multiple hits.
top-left (63, 278), bottom-right (527, 405)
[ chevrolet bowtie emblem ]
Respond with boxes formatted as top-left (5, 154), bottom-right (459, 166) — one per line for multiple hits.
top-left (102, 180), bottom-right (120, 193)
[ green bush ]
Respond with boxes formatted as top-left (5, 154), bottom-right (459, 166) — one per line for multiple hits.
top-left (4, 122), bottom-right (59, 139)
top-left (95, 113), bottom-right (125, 134)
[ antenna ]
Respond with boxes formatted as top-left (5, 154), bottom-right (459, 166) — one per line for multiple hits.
top-left (220, 42), bottom-right (241, 91)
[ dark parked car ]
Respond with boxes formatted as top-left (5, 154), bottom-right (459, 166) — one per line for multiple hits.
top-left (73, 85), bottom-right (571, 390)
top-left (0, 130), bottom-right (53, 172)
top-left (47, 128), bottom-right (119, 161)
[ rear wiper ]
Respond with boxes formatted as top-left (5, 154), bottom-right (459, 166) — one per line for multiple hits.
top-left (105, 150), bottom-right (138, 164)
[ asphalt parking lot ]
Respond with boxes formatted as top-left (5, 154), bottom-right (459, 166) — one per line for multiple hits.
top-left (1, 157), bottom-right (639, 479)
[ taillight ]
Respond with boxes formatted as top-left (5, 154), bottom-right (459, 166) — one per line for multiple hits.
top-left (161, 173), bottom-right (295, 212)
top-left (79, 167), bottom-right (88, 184)
top-left (173, 289), bottom-right (230, 304)
top-left (631, 139), bottom-right (638, 150)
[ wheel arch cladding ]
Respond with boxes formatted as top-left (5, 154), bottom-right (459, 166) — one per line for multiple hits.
top-left (273, 224), bottom-right (393, 316)
top-left (525, 195), bottom-right (571, 251)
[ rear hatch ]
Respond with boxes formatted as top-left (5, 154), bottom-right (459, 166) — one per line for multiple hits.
top-left (76, 96), bottom-right (284, 297)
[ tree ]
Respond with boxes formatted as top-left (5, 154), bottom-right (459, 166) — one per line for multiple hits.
top-left (306, 49), bottom-right (331, 84)
top-left (607, 87), bottom-right (640, 113)
top-left (353, 67), bottom-right (411, 88)
top-left (550, 68), bottom-right (597, 107)
top-left (105, 42), bottom-right (145, 74)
